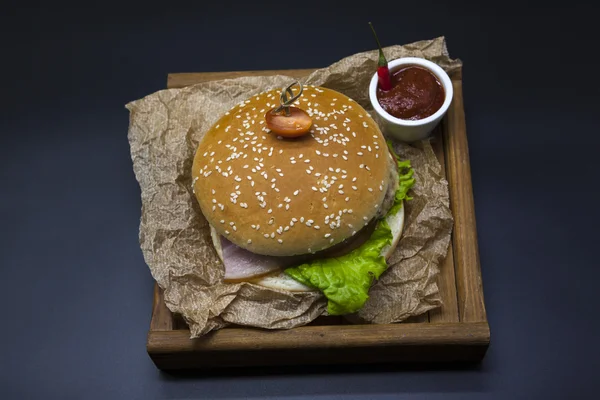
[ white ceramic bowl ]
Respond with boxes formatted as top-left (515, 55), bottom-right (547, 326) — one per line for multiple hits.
top-left (369, 57), bottom-right (453, 143)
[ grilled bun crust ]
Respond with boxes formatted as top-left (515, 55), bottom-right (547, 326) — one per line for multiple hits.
top-left (192, 86), bottom-right (392, 256)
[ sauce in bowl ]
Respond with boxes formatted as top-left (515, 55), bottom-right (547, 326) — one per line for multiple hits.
top-left (376, 65), bottom-right (445, 120)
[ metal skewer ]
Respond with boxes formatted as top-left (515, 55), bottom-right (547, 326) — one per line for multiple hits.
top-left (272, 81), bottom-right (304, 117)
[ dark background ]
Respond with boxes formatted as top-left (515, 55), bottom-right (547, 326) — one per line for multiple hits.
top-left (2, 0), bottom-right (599, 399)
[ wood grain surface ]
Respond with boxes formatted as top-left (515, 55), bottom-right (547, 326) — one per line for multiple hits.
top-left (167, 69), bottom-right (317, 88)
top-left (147, 322), bottom-right (489, 369)
top-left (443, 79), bottom-right (487, 323)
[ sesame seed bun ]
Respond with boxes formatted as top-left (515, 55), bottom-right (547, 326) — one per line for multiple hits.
top-left (192, 86), bottom-right (393, 257)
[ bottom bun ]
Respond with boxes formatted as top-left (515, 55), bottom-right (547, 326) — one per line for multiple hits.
top-left (212, 203), bottom-right (405, 292)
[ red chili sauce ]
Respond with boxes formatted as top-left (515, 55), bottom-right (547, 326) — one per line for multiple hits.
top-left (376, 65), bottom-right (445, 120)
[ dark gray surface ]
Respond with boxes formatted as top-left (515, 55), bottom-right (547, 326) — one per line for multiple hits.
top-left (1, 1), bottom-right (599, 399)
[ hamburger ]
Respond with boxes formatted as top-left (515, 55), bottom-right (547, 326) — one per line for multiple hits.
top-left (191, 84), bottom-right (414, 315)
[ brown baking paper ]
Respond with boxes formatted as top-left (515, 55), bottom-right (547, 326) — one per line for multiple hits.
top-left (126, 36), bottom-right (459, 337)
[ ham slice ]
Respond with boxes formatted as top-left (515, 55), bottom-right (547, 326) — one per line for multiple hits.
top-left (212, 221), bottom-right (377, 282)
top-left (218, 235), bottom-right (306, 281)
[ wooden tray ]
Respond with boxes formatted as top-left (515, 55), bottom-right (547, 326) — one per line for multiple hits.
top-left (147, 67), bottom-right (489, 370)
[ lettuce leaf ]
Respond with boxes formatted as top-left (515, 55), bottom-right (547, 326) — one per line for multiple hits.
top-left (285, 219), bottom-right (392, 315)
top-left (386, 140), bottom-right (416, 216)
top-left (387, 159), bottom-right (415, 216)
top-left (285, 143), bottom-right (416, 315)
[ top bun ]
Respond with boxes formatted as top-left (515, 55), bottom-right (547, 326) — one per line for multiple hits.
top-left (192, 86), bottom-right (393, 256)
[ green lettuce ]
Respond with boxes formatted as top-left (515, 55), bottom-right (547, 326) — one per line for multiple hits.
top-left (285, 144), bottom-right (416, 315)
top-left (286, 219), bottom-right (392, 315)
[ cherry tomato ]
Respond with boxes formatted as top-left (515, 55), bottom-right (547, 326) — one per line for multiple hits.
top-left (265, 107), bottom-right (312, 137)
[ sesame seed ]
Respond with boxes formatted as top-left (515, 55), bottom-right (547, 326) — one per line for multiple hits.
top-left (268, 209), bottom-right (273, 214)
top-left (352, 186), bottom-right (358, 190)
top-left (368, 188), bottom-right (373, 192)
top-left (271, 232), bottom-right (275, 238)
top-left (247, 239), bottom-right (252, 244)
top-left (278, 239), bottom-right (283, 244)
top-left (345, 197), bottom-right (350, 202)
top-left (251, 224), bottom-right (256, 228)
top-left (314, 225), bottom-right (320, 230)
top-left (338, 190), bottom-right (344, 195)
top-left (264, 234), bottom-right (270, 238)
top-left (324, 204), bottom-right (329, 209)
top-left (311, 187), bottom-right (318, 191)
top-left (359, 164), bottom-right (364, 169)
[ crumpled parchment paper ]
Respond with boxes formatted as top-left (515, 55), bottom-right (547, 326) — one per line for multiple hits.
top-left (126, 36), bottom-right (459, 337)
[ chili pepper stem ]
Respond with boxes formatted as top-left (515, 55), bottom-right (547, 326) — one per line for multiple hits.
top-left (368, 22), bottom-right (388, 67)
top-left (368, 22), bottom-right (392, 91)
